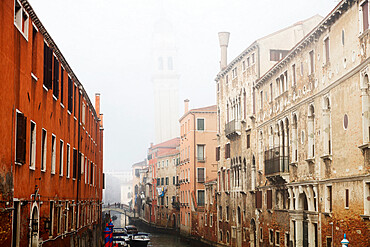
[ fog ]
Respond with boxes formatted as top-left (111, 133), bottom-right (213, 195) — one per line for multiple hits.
top-left (29, 0), bottom-right (338, 171)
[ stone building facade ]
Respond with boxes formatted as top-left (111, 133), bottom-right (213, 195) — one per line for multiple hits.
top-left (215, 14), bottom-right (323, 247)
top-left (215, 0), bottom-right (370, 246)
top-left (0, 0), bottom-right (104, 246)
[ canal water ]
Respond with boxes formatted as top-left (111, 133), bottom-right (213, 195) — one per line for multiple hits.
top-left (110, 212), bottom-right (205, 247)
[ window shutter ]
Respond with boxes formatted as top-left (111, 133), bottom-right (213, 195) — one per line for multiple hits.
top-left (16, 112), bottom-right (27, 164)
top-left (43, 42), bottom-right (48, 87)
top-left (53, 57), bottom-right (59, 98)
top-left (256, 191), bottom-right (262, 209)
top-left (198, 168), bottom-right (205, 183)
top-left (267, 190), bottom-right (272, 209)
top-left (73, 149), bottom-right (77, 179)
top-left (216, 147), bottom-right (220, 161)
top-left (363, 1), bottom-right (369, 32)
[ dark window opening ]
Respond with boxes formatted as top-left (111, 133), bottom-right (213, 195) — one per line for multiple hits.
top-left (16, 112), bottom-right (27, 164)
top-left (43, 42), bottom-right (53, 90)
top-left (53, 56), bottom-right (59, 98)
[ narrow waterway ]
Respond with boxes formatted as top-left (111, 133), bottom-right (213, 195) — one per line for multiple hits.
top-left (110, 212), bottom-right (208, 247)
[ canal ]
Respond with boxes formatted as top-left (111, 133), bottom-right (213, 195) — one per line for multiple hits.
top-left (110, 212), bottom-right (208, 247)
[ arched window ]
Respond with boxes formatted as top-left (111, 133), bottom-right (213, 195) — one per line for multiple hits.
top-left (292, 114), bottom-right (298, 162)
top-left (323, 97), bottom-right (331, 155)
top-left (308, 105), bottom-right (315, 159)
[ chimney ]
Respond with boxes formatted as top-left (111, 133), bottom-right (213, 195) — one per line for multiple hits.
top-left (184, 99), bottom-right (189, 113)
top-left (95, 93), bottom-right (103, 128)
top-left (95, 93), bottom-right (100, 116)
top-left (218, 32), bottom-right (230, 70)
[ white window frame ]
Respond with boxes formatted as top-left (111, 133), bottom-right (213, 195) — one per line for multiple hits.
top-left (275, 231), bottom-right (280, 246)
top-left (29, 120), bottom-right (36, 170)
top-left (359, 0), bottom-right (370, 35)
top-left (41, 128), bottom-right (47, 172)
top-left (197, 144), bottom-right (205, 161)
top-left (66, 144), bottom-right (70, 178)
top-left (51, 134), bottom-right (56, 174)
top-left (59, 140), bottom-right (64, 176)
top-left (14, 0), bottom-right (29, 40)
top-left (196, 118), bottom-right (205, 131)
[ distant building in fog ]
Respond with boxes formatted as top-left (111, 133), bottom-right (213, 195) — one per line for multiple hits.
top-left (152, 17), bottom-right (180, 144)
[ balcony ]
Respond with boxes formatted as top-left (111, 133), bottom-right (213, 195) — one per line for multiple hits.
top-left (264, 147), bottom-right (289, 183)
top-left (225, 120), bottom-right (241, 138)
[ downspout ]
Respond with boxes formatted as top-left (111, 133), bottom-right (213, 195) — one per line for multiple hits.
top-left (76, 86), bottom-right (82, 226)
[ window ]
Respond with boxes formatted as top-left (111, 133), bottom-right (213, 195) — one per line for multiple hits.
top-left (269, 83), bottom-right (273, 102)
top-left (242, 61), bottom-right (245, 71)
top-left (326, 237), bottom-right (332, 247)
top-left (309, 50), bottom-right (314, 75)
top-left (219, 206), bottom-right (222, 220)
top-left (210, 214), bottom-right (213, 227)
top-left (165, 177), bottom-right (169, 185)
top-left (247, 133), bottom-right (251, 149)
top-left (29, 121), bottom-right (36, 169)
top-left (292, 64), bottom-right (296, 86)
top-left (267, 190), bottom-right (273, 209)
top-left (324, 37), bottom-right (330, 64)
top-left (49, 201), bottom-right (54, 235)
top-left (90, 162), bottom-right (94, 185)
top-left (226, 206), bottom-right (229, 221)
top-left (216, 147), bottom-right (220, 161)
top-left (72, 149), bottom-right (77, 179)
top-left (14, 0), bottom-right (29, 39)
top-left (260, 91), bottom-right (263, 110)
top-left (168, 57), bottom-right (173, 70)
top-left (60, 67), bottom-right (64, 104)
top-left (255, 191), bottom-right (262, 209)
top-left (51, 134), bottom-right (56, 174)
top-left (252, 53), bottom-right (255, 64)
top-left (43, 42), bottom-right (53, 90)
top-left (66, 144), bottom-right (70, 178)
top-left (197, 144), bottom-right (205, 161)
top-left (197, 118), bottom-right (205, 131)
top-left (247, 57), bottom-right (250, 67)
top-left (15, 111), bottom-right (27, 165)
top-left (198, 190), bottom-right (205, 206)
top-left (197, 168), bottom-right (205, 183)
top-left (270, 49), bottom-right (289, 61)
top-left (275, 231), bottom-right (280, 246)
top-left (157, 178), bottom-right (160, 186)
top-left (82, 102), bottom-right (86, 124)
top-left (226, 75), bottom-right (229, 84)
top-left (232, 68), bottom-right (237, 78)
top-left (345, 189), bottom-right (349, 208)
top-left (41, 129), bottom-right (47, 171)
top-left (260, 228), bottom-right (263, 242)
top-left (269, 229), bottom-right (274, 245)
top-left (68, 76), bottom-right (73, 113)
top-left (326, 185), bottom-right (332, 212)
top-left (225, 143), bottom-right (230, 159)
top-left (53, 56), bottom-right (59, 99)
top-left (161, 178), bottom-right (164, 185)
top-left (31, 26), bottom-right (38, 75)
top-left (364, 182), bottom-right (370, 215)
top-left (362, 1), bottom-right (369, 32)
top-left (59, 140), bottom-right (64, 176)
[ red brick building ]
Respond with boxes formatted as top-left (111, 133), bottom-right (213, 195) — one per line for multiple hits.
top-left (0, 0), bottom-right (104, 246)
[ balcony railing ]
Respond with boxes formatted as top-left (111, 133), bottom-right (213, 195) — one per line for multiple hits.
top-left (264, 147), bottom-right (289, 176)
top-left (225, 120), bottom-right (241, 137)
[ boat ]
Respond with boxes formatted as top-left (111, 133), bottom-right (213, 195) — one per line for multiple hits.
top-left (126, 233), bottom-right (150, 247)
top-left (124, 225), bottom-right (139, 235)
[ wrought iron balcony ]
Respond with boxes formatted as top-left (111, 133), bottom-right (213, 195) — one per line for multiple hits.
top-left (264, 147), bottom-right (289, 178)
top-left (225, 119), bottom-right (241, 138)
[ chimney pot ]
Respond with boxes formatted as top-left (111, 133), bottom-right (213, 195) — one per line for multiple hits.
top-left (184, 99), bottom-right (189, 114)
top-left (218, 32), bottom-right (230, 70)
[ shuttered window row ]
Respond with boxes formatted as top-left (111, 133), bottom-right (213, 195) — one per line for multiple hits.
top-left (43, 42), bottom-right (53, 90)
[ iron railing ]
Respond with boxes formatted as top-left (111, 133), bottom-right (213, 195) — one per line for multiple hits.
top-left (264, 147), bottom-right (289, 176)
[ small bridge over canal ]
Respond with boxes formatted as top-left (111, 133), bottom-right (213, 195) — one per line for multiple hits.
top-left (102, 203), bottom-right (137, 219)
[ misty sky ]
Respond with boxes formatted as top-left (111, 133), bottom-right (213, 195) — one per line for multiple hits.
top-left (29, 0), bottom-right (338, 171)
